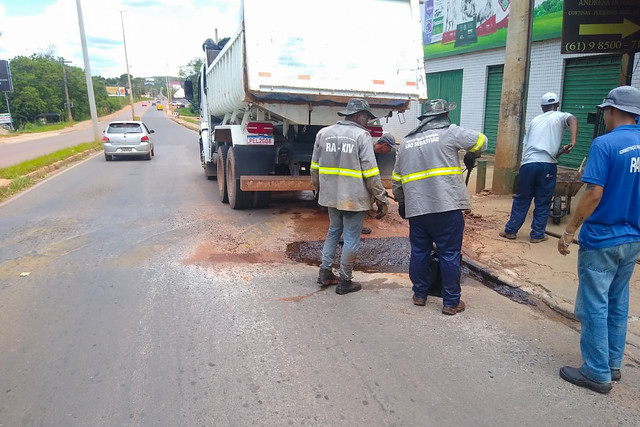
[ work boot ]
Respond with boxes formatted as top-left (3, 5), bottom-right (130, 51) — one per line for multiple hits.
top-left (336, 278), bottom-right (361, 295)
top-left (559, 366), bottom-right (612, 394)
top-left (611, 369), bottom-right (621, 382)
top-left (499, 230), bottom-right (517, 240)
top-left (361, 227), bottom-right (372, 235)
top-left (442, 300), bottom-right (466, 315)
top-left (530, 235), bottom-right (549, 243)
top-left (317, 268), bottom-right (338, 286)
top-left (412, 294), bottom-right (426, 306)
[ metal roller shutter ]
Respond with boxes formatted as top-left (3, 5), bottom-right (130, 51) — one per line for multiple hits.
top-left (483, 65), bottom-right (504, 154)
top-left (559, 55), bottom-right (621, 169)
top-left (425, 69), bottom-right (463, 125)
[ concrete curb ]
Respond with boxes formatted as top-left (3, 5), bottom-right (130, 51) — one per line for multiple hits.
top-left (461, 256), bottom-right (577, 320)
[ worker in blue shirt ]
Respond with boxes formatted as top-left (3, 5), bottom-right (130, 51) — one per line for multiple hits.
top-left (557, 86), bottom-right (640, 394)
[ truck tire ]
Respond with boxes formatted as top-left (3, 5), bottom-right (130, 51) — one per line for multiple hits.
top-left (226, 147), bottom-right (253, 209)
top-left (552, 196), bottom-right (562, 224)
top-left (217, 145), bottom-right (229, 203)
top-left (253, 191), bottom-right (271, 209)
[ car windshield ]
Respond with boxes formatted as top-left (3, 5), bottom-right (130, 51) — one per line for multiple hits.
top-left (108, 123), bottom-right (143, 134)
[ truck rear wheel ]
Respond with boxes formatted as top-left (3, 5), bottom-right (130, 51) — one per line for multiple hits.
top-left (217, 145), bottom-right (229, 203)
top-left (253, 191), bottom-right (271, 209)
top-left (226, 147), bottom-right (253, 210)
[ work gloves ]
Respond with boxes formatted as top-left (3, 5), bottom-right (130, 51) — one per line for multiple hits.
top-left (398, 203), bottom-right (406, 219)
top-left (463, 152), bottom-right (477, 171)
top-left (375, 200), bottom-right (388, 219)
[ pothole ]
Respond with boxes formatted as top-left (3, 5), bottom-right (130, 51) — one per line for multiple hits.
top-left (287, 237), bottom-right (537, 305)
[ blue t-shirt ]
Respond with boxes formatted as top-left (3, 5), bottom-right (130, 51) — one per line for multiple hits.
top-left (580, 124), bottom-right (640, 249)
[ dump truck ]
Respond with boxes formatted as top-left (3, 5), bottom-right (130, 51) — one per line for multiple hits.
top-left (192, 0), bottom-right (427, 209)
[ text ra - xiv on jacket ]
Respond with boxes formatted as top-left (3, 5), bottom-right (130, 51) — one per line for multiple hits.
top-left (392, 124), bottom-right (487, 218)
top-left (311, 120), bottom-right (387, 211)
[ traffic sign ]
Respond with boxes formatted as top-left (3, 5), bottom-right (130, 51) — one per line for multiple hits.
top-left (0, 60), bottom-right (13, 92)
top-left (0, 113), bottom-right (13, 124)
top-left (562, 0), bottom-right (640, 54)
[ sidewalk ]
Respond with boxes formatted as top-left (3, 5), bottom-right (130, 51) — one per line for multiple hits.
top-left (462, 156), bottom-right (640, 358)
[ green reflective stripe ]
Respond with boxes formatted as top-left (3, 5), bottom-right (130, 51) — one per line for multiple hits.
top-left (318, 167), bottom-right (363, 178)
top-left (311, 161), bottom-right (319, 169)
top-left (392, 172), bottom-right (402, 181)
top-left (469, 133), bottom-right (486, 153)
top-left (401, 167), bottom-right (461, 184)
top-left (362, 167), bottom-right (379, 178)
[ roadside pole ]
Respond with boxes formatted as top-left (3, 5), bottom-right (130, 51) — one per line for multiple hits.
top-left (491, 0), bottom-right (534, 195)
top-left (120, 10), bottom-right (136, 121)
top-left (619, 53), bottom-right (634, 86)
top-left (4, 92), bottom-right (13, 131)
top-left (75, 0), bottom-right (101, 142)
top-left (60, 58), bottom-right (74, 127)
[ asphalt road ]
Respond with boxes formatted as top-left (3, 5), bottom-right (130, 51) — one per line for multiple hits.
top-left (0, 110), bottom-right (639, 426)
top-left (0, 103), bottom-right (154, 168)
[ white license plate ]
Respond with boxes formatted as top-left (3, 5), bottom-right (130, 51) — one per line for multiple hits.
top-left (120, 148), bottom-right (133, 152)
top-left (247, 135), bottom-right (274, 145)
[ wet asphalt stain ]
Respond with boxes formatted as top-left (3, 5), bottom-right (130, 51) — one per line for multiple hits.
top-left (286, 237), bottom-right (410, 274)
top-left (287, 237), bottom-right (537, 306)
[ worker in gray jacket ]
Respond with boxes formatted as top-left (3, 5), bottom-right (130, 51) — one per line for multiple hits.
top-left (311, 98), bottom-right (389, 295)
top-left (392, 99), bottom-right (487, 314)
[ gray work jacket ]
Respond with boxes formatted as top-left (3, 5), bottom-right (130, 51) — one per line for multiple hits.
top-left (392, 124), bottom-right (487, 218)
top-left (311, 120), bottom-right (387, 211)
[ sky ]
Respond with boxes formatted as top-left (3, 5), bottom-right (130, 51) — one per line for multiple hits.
top-left (0, 0), bottom-right (243, 78)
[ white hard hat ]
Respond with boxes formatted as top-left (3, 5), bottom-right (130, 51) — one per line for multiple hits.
top-left (541, 92), bottom-right (559, 106)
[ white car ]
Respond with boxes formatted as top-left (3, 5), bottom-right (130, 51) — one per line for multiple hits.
top-left (103, 121), bottom-right (155, 161)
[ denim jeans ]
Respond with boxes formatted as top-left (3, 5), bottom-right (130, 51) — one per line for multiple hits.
top-left (320, 208), bottom-right (365, 281)
top-left (505, 162), bottom-right (557, 239)
top-left (409, 210), bottom-right (464, 307)
top-left (575, 242), bottom-right (640, 383)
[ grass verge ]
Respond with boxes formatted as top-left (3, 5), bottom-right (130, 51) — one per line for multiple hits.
top-left (182, 117), bottom-right (199, 125)
top-left (0, 141), bottom-right (102, 179)
top-left (0, 141), bottom-right (103, 202)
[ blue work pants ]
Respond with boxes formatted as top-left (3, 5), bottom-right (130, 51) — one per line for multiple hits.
top-left (575, 242), bottom-right (640, 383)
top-left (409, 210), bottom-right (464, 308)
top-left (505, 162), bottom-right (557, 239)
top-left (320, 208), bottom-right (365, 281)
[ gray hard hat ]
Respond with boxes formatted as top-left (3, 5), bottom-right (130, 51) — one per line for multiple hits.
top-left (597, 86), bottom-right (640, 116)
top-left (338, 98), bottom-right (376, 119)
top-left (418, 99), bottom-right (457, 120)
top-left (376, 133), bottom-right (396, 147)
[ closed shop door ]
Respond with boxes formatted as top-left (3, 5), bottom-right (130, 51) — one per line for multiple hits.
top-left (559, 55), bottom-right (621, 169)
top-left (483, 65), bottom-right (504, 154)
top-left (425, 69), bottom-right (463, 125)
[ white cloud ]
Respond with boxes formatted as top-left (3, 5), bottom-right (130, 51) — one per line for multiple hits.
top-left (0, 0), bottom-right (242, 78)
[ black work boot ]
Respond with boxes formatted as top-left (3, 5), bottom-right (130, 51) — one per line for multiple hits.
top-left (335, 278), bottom-right (361, 295)
top-left (317, 268), bottom-right (338, 286)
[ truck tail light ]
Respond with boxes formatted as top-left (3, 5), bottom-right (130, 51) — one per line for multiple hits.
top-left (103, 136), bottom-right (110, 143)
top-left (247, 122), bottom-right (273, 134)
top-left (366, 126), bottom-right (384, 138)
top-left (141, 135), bottom-right (149, 142)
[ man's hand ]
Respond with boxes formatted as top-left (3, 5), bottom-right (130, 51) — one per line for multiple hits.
top-left (463, 152), bottom-right (477, 171)
top-left (559, 144), bottom-right (574, 154)
top-left (375, 200), bottom-right (388, 219)
top-left (398, 203), bottom-right (406, 219)
top-left (557, 231), bottom-right (573, 255)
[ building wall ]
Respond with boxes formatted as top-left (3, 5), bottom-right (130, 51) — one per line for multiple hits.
top-left (424, 38), bottom-right (640, 131)
top-left (383, 40), bottom-right (640, 143)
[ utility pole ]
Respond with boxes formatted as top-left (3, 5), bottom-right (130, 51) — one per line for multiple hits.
top-left (120, 10), bottom-right (136, 121)
top-left (75, 0), bottom-right (101, 142)
top-left (492, 0), bottom-right (534, 195)
top-left (60, 58), bottom-right (74, 127)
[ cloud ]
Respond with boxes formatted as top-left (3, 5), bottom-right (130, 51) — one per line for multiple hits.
top-left (0, 0), bottom-right (242, 78)
top-left (86, 36), bottom-right (121, 49)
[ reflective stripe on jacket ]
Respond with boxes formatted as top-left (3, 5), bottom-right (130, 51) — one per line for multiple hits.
top-left (311, 120), bottom-right (387, 211)
top-left (392, 124), bottom-right (487, 217)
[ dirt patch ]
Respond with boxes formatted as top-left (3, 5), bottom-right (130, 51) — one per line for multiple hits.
top-left (182, 241), bottom-right (286, 266)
